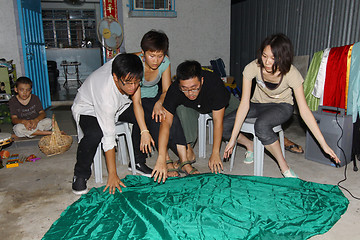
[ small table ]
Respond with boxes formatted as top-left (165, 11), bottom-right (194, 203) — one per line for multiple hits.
top-left (60, 61), bottom-right (82, 89)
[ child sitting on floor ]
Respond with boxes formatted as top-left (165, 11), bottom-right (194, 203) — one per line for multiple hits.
top-left (9, 77), bottom-right (52, 138)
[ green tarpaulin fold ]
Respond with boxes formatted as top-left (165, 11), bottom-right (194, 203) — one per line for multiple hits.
top-left (43, 174), bottom-right (348, 240)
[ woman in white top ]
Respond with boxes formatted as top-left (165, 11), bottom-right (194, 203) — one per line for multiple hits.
top-left (223, 33), bottom-right (340, 178)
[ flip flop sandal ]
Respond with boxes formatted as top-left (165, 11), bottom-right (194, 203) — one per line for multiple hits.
top-left (285, 144), bottom-right (304, 154)
top-left (178, 160), bottom-right (199, 176)
top-left (173, 158), bottom-right (196, 168)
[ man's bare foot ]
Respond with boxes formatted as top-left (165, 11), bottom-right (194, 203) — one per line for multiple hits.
top-left (186, 144), bottom-right (196, 163)
top-left (30, 130), bottom-right (67, 137)
top-left (284, 137), bottom-right (304, 154)
top-left (166, 160), bottom-right (179, 177)
top-left (11, 134), bottom-right (20, 141)
top-left (31, 130), bottom-right (53, 136)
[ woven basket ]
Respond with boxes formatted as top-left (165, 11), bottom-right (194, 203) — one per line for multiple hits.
top-left (38, 115), bottom-right (73, 156)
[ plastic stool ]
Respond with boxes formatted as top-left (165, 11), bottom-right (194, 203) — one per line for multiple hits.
top-left (198, 113), bottom-right (213, 158)
top-left (229, 118), bottom-right (285, 176)
top-left (93, 121), bottom-right (136, 183)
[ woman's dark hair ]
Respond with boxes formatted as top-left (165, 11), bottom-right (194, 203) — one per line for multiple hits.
top-left (16, 76), bottom-right (33, 88)
top-left (176, 60), bottom-right (202, 82)
top-left (112, 53), bottom-right (143, 80)
top-left (257, 33), bottom-right (293, 75)
top-left (140, 30), bottom-right (169, 54)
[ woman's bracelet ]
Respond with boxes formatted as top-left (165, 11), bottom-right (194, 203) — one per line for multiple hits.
top-left (140, 129), bottom-right (149, 135)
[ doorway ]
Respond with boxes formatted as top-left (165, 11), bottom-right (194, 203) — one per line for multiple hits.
top-left (40, 0), bottom-right (103, 105)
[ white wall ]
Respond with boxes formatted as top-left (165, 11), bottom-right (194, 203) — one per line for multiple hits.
top-left (122, 0), bottom-right (231, 76)
top-left (0, 0), bottom-right (22, 77)
top-left (1, 0), bottom-right (231, 79)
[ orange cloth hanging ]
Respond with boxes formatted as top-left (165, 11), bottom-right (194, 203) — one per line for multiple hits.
top-left (345, 44), bottom-right (353, 111)
top-left (323, 45), bottom-right (351, 109)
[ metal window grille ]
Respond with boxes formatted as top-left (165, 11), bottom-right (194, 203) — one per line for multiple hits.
top-left (134, 0), bottom-right (169, 10)
top-left (129, 0), bottom-right (176, 17)
top-left (42, 9), bottom-right (99, 48)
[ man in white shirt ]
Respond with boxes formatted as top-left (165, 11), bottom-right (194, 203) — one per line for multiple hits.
top-left (71, 53), bottom-right (143, 195)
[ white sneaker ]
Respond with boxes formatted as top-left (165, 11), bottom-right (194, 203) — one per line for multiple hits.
top-left (244, 151), bottom-right (254, 164)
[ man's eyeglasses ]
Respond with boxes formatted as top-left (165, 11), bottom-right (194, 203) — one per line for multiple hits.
top-left (179, 82), bottom-right (202, 94)
top-left (119, 78), bottom-right (141, 86)
top-left (180, 87), bottom-right (201, 94)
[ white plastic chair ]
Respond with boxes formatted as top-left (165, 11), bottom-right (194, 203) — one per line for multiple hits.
top-left (229, 118), bottom-right (285, 176)
top-left (93, 121), bottom-right (136, 183)
top-left (198, 114), bottom-right (213, 158)
top-left (198, 115), bottom-right (285, 176)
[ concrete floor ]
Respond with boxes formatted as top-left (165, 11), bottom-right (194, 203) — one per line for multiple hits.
top-left (0, 106), bottom-right (359, 240)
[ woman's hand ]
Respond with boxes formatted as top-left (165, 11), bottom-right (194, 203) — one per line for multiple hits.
top-left (140, 131), bottom-right (155, 154)
top-left (223, 139), bottom-right (236, 160)
top-left (152, 101), bottom-right (166, 122)
top-left (151, 158), bottom-right (167, 183)
top-left (103, 173), bottom-right (126, 194)
top-left (321, 144), bottom-right (341, 164)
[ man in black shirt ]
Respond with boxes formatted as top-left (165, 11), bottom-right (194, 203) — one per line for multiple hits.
top-left (152, 60), bottom-right (253, 182)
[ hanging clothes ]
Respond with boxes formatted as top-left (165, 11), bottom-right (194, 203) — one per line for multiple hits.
top-left (312, 48), bottom-right (330, 106)
top-left (348, 41), bottom-right (360, 122)
top-left (345, 45), bottom-right (353, 110)
top-left (304, 50), bottom-right (323, 111)
top-left (322, 45), bottom-right (351, 109)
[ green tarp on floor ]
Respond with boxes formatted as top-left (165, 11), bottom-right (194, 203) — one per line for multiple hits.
top-left (43, 173), bottom-right (348, 240)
